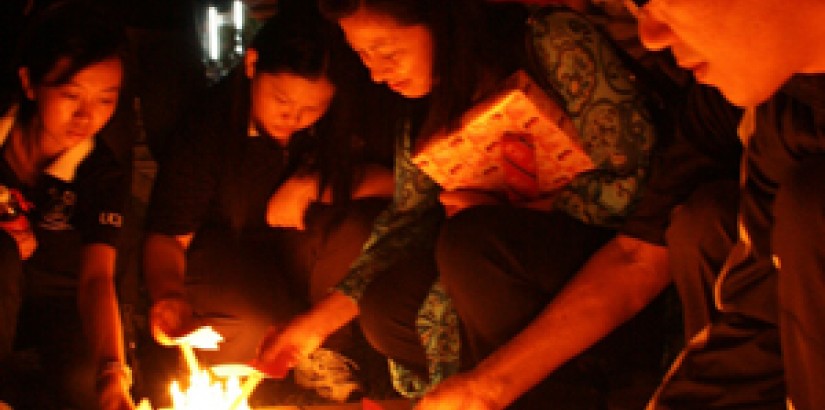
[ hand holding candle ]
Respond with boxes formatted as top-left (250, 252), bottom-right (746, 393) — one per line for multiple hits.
top-left (149, 297), bottom-right (202, 347)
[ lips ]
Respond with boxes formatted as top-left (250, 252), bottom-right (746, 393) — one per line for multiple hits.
top-left (66, 130), bottom-right (90, 139)
top-left (268, 126), bottom-right (296, 137)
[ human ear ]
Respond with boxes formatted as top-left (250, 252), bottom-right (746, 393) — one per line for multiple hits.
top-left (244, 48), bottom-right (259, 79)
top-left (18, 67), bottom-right (35, 100)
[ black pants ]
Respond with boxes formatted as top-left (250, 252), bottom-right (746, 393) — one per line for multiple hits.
top-left (185, 198), bottom-right (385, 365)
top-left (359, 205), bottom-right (614, 409)
top-left (0, 231), bottom-right (22, 362)
top-left (0, 229), bottom-right (96, 409)
top-left (651, 173), bottom-right (825, 409)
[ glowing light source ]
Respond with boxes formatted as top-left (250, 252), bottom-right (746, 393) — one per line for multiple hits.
top-left (232, 0), bottom-right (244, 31)
top-left (232, 1), bottom-right (245, 55)
top-left (136, 327), bottom-right (262, 410)
top-left (207, 6), bottom-right (220, 61)
top-left (169, 368), bottom-right (251, 410)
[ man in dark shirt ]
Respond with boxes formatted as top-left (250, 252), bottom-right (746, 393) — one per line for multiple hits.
top-left (628, 0), bottom-right (825, 408)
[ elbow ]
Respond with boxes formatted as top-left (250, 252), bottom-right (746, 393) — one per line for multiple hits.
top-left (613, 236), bottom-right (672, 315)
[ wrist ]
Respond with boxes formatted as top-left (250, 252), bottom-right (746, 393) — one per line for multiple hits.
top-left (465, 369), bottom-right (508, 410)
top-left (95, 360), bottom-right (132, 392)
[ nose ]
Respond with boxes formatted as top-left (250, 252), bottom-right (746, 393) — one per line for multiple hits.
top-left (73, 99), bottom-right (92, 121)
top-left (361, 55), bottom-right (395, 84)
top-left (281, 108), bottom-right (300, 127)
top-left (637, 12), bottom-right (673, 52)
top-left (369, 65), bottom-right (394, 84)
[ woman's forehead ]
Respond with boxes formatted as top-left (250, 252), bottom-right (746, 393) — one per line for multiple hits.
top-left (339, 8), bottom-right (415, 47)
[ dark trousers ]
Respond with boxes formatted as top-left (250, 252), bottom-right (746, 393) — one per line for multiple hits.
top-left (359, 205), bottom-right (614, 409)
top-left (773, 157), bottom-right (825, 410)
top-left (0, 231), bottom-right (22, 362)
top-left (185, 198), bottom-right (385, 365)
top-left (653, 180), bottom-right (786, 409)
top-left (0, 230), bottom-right (97, 409)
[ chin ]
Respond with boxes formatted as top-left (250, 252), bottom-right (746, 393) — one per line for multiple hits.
top-left (709, 70), bottom-right (788, 108)
top-left (392, 82), bottom-right (431, 99)
top-left (399, 89), bottom-right (429, 99)
top-left (717, 84), bottom-right (780, 108)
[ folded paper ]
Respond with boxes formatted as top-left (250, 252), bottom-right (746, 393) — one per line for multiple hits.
top-left (412, 70), bottom-right (594, 202)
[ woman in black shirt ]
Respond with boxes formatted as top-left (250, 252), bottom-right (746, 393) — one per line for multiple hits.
top-left (0, 2), bottom-right (135, 409)
top-left (142, 2), bottom-right (392, 399)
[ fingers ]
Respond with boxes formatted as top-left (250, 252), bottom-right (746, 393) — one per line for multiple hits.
top-left (97, 375), bottom-right (136, 410)
top-left (253, 327), bottom-right (299, 378)
top-left (149, 297), bottom-right (193, 345)
top-left (1, 225), bottom-right (37, 259)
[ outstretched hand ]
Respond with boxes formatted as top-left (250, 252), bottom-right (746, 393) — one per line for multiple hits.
top-left (149, 296), bottom-right (197, 346)
top-left (97, 371), bottom-right (137, 410)
top-left (253, 314), bottom-right (326, 378)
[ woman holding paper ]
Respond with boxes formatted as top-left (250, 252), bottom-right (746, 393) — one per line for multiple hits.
top-left (256, 0), bottom-right (656, 407)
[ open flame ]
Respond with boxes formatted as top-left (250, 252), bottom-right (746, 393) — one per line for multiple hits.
top-left (168, 367), bottom-right (251, 410)
top-left (138, 327), bottom-right (263, 410)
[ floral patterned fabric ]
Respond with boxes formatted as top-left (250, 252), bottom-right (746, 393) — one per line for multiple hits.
top-left (336, 8), bottom-right (656, 398)
top-left (527, 7), bottom-right (654, 227)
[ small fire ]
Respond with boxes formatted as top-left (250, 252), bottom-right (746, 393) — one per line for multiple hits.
top-left (168, 367), bottom-right (251, 410)
top-left (138, 327), bottom-right (263, 410)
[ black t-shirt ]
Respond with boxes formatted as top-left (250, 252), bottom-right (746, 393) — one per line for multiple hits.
top-left (0, 131), bottom-right (128, 286)
top-left (620, 82), bottom-right (743, 245)
top-left (0, 140), bottom-right (127, 247)
top-left (741, 74), bottom-right (825, 259)
top-left (146, 79), bottom-right (302, 237)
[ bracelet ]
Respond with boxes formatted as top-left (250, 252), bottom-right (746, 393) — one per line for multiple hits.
top-left (96, 360), bottom-right (133, 391)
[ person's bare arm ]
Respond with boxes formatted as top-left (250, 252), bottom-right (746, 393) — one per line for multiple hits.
top-left (143, 233), bottom-right (192, 302)
top-left (417, 234), bottom-right (671, 409)
top-left (255, 290), bottom-right (359, 374)
top-left (143, 233), bottom-right (196, 345)
top-left (77, 243), bottom-right (135, 409)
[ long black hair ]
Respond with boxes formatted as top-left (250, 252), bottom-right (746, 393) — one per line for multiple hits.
top-left (318, 0), bottom-right (528, 140)
top-left (1, 1), bottom-right (129, 124)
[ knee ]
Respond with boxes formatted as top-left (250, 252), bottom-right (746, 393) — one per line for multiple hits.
top-left (436, 207), bottom-right (497, 284)
top-left (357, 284), bottom-right (398, 357)
top-left (0, 231), bottom-right (23, 292)
top-left (316, 198), bottom-right (385, 243)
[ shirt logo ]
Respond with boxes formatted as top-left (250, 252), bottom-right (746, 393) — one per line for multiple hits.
top-left (99, 212), bottom-right (123, 228)
top-left (39, 188), bottom-right (76, 231)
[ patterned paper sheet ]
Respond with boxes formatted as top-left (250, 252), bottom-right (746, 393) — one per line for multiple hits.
top-left (412, 70), bottom-right (594, 200)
